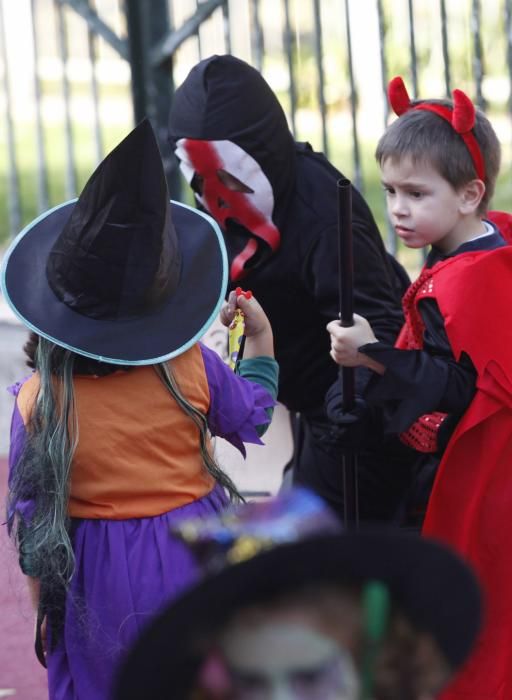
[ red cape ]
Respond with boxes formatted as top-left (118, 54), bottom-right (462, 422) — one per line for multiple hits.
top-left (422, 245), bottom-right (512, 699)
top-left (488, 210), bottom-right (512, 244)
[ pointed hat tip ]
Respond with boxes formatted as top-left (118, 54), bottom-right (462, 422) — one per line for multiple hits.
top-left (121, 117), bottom-right (159, 150)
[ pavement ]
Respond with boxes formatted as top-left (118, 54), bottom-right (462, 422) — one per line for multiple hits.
top-left (0, 457), bottom-right (48, 699)
top-left (0, 319), bottom-right (28, 456)
top-left (0, 304), bottom-right (52, 696)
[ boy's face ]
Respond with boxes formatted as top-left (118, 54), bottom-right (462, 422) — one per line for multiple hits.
top-left (381, 156), bottom-right (482, 254)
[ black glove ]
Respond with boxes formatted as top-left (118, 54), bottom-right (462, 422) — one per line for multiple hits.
top-left (325, 381), bottom-right (367, 424)
top-left (319, 383), bottom-right (372, 453)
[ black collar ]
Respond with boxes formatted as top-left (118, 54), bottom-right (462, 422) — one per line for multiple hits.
top-left (426, 223), bottom-right (507, 268)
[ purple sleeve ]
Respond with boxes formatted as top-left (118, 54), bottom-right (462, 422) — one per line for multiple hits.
top-left (6, 379), bottom-right (35, 522)
top-left (200, 344), bottom-right (275, 457)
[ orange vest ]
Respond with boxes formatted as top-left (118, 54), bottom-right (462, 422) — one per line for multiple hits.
top-left (16, 344), bottom-right (215, 519)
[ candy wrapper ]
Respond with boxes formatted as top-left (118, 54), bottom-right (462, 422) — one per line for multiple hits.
top-left (228, 309), bottom-right (245, 369)
top-left (227, 287), bottom-right (252, 369)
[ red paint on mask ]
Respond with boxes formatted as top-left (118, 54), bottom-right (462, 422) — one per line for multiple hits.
top-left (183, 139), bottom-right (280, 280)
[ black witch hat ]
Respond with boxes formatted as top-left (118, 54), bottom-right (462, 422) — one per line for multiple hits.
top-left (1, 119), bottom-right (227, 364)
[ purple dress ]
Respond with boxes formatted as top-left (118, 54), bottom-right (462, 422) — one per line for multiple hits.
top-left (7, 344), bottom-right (275, 700)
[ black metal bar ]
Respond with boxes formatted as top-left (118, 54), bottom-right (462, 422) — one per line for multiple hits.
top-left (407, 0), bottom-right (418, 98)
top-left (344, 0), bottom-right (362, 192)
top-left (149, 0), bottom-right (225, 68)
top-left (505, 0), bottom-right (512, 116)
top-left (0, 0), bottom-right (21, 237)
top-left (471, 0), bottom-right (485, 109)
top-left (406, 1), bottom-right (427, 264)
top-left (312, 0), bottom-right (328, 157)
top-left (240, 491), bottom-right (272, 499)
top-left (125, 0), bottom-right (180, 199)
top-left (338, 179), bottom-right (355, 409)
top-left (87, 0), bottom-right (103, 164)
top-left (376, 0), bottom-right (389, 126)
top-left (283, 0), bottom-right (297, 136)
top-left (125, 0), bottom-right (148, 125)
top-left (439, 0), bottom-right (451, 96)
top-left (150, 1), bottom-right (180, 200)
top-left (250, 0), bottom-right (264, 72)
top-left (337, 178), bottom-right (358, 528)
top-left (58, 0), bottom-right (127, 58)
top-left (505, 0), bottom-right (512, 183)
top-left (376, 0), bottom-right (397, 256)
top-left (221, 1), bottom-right (231, 53)
top-left (195, 0), bottom-right (203, 58)
top-left (55, 0), bottom-right (77, 198)
top-left (30, 0), bottom-right (49, 214)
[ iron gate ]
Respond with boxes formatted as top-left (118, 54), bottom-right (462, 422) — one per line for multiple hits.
top-left (1, 0), bottom-right (512, 267)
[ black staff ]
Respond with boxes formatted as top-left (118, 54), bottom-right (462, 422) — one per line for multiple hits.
top-left (337, 177), bottom-right (359, 528)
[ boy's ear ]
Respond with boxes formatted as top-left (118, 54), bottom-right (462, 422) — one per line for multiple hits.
top-left (459, 179), bottom-right (486, 214)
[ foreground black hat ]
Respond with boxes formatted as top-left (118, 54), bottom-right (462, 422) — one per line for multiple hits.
top-left (1, 119), bottom-right (227, 364)
top-left (114, 488), bottom-right (482, 699)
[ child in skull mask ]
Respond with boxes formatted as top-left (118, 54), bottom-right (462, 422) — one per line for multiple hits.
top-left (168, 54), bottom-right (412, 523)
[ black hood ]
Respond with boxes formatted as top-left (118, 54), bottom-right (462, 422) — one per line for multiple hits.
top-left (168, 54), bottom-right (296, 229)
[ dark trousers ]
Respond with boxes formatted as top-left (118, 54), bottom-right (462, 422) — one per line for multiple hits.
top-left (291, 408), bottom-right (414, 524)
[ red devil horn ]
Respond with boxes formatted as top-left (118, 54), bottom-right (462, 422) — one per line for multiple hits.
top-left (388, 76), bottom-right (412, 116)
top-left (452, 89), bottom-right (476, 133)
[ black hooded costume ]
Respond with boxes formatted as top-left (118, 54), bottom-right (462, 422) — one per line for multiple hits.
top-left (168, 54), bottom-right (411, 519)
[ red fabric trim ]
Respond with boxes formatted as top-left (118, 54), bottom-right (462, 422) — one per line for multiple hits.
top-left (399, 412), bottom-right (448, 453)
top-left (395, 268), bottom-right (432, 350)
top-left (395, 268), bottom-right (448, 453)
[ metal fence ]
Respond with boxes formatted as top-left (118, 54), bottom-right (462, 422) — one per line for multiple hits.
top-left (1, 0), bottom-right (512, 266)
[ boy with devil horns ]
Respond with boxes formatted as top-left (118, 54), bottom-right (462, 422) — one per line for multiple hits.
top-left (328, 76), bottom-right (512, 698)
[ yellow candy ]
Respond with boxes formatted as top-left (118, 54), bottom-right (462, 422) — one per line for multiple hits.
top-left (228, 309), bottom-right (245, 369)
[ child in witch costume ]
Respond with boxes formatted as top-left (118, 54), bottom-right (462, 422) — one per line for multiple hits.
top-left (328, 77), bottom-right (512, 698)
top-left (114, 487), bottom-right (482, 700)
top-left (167, 54), bottom-right (412, 522)
top-left (1, 120), bottom-right (278, 700)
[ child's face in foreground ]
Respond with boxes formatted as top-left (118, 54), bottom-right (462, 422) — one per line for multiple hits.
top-left (381, 156), bottom-right (484, 254)
top-left (218, 617), bottom-right (360, 699)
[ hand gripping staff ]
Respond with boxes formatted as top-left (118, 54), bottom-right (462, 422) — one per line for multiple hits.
top-left (337, 178), bottom-right (359, 529)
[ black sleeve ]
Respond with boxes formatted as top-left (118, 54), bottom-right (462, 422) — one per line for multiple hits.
top-left (360, 298), bottom-right (477, 434)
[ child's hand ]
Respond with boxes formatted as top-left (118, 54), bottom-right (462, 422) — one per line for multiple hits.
top-left (220, 289), bottom-right (271, 339)
top-left (326, 314), bottom-right (378, 367)
top-left (220, 289), bottom-right (274, 359)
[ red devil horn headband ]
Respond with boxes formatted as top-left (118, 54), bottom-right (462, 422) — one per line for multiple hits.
top-left (387, 76), bottom-right (486, 181)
